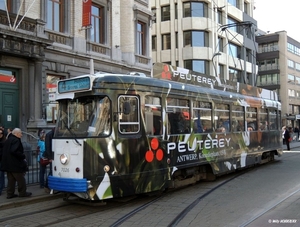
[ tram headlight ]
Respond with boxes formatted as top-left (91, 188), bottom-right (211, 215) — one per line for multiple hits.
top-left (60, 153), bottom-right (69, 165)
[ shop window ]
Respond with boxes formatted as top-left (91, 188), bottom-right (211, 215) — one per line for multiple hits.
top-left (46, 75), bottom-right (64, 123)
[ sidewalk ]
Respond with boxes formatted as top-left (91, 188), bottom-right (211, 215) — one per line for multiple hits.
top-left (0, 142), bottom-right (299, 210)
top-left (0, 184), bottom-right (63, 209)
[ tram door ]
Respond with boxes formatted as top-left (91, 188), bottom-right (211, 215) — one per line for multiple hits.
top-left (0, 73), bottom-right (19, 129)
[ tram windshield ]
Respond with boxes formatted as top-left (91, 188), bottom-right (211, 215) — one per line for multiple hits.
top-left (55, 96), bottom-right (111, 138)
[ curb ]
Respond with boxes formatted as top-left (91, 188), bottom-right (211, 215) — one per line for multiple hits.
top-left (0, 192), bottom-right (64, 210)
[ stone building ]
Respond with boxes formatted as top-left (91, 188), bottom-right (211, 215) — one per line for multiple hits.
top-left (0, 0), bottom-right (152, 144)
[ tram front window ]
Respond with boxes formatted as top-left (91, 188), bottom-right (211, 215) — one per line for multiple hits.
top-left (55, 96), bottom-right (111, 137)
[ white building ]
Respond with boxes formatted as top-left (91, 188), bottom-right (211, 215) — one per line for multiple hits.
top-left (151, 0), bottom-right (257, 85)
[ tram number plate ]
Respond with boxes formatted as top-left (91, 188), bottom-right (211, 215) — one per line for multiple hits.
top-left (61, 167), bottom-right (69, 173)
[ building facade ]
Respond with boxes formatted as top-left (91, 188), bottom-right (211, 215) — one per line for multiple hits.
top-left (256, 31), bottom-right (300, 127)
top-left (151, 0), bottom-right (257, 85)
top-left (0, 0), bottom-right (152, 144)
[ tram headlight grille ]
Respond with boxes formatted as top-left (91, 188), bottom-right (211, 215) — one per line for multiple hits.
top-left (60, 153), bottom-right (69, 165)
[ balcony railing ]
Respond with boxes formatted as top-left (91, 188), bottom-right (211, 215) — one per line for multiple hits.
top-left (256, 80), bottom-right (280, 86)
top-left (257, 46), bottom-right (279, 53)
top-left (258, 65), bottom-right (280, 71)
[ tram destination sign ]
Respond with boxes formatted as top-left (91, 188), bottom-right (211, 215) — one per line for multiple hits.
top-left (58, 76), bottom-right (91, 93)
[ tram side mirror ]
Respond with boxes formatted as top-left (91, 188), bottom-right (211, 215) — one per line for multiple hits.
top-left (123, 102), bottom-right (131, 115)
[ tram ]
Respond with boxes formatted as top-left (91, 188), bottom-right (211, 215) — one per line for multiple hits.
top-left (48, 63), bottom-right (282, 201)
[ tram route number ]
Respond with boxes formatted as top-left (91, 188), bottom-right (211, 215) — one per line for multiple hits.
top-left (61, 167), bottom-right (69, 173)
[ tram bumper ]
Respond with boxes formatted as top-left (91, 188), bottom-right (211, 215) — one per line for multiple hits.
top-left (48, 176), bottom-right (88, 193)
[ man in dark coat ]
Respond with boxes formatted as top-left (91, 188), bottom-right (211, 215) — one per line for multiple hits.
top-left (284, 127), bottom-right (291, 151)
top-left (1, 128), bottom-right (32, 198)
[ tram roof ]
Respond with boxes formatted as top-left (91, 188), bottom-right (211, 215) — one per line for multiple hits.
top-left (91, 63), bottom-right (278, 101)
top-left (56, 63), bottom-right (279, 107)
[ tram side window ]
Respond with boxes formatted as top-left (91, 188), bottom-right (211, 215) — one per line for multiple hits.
top-left (232, 105), bottom-right (245, 131)
top-left (167, 98), bottom-right (190, 134)
top-left (118, 95), bottom-right (140, 134)
top-left (192, 101), bottom-right (212, 133)
top-left (246, 107), bottom-right (257, 131)
top-left (269, 109), bottom-right (277, 130)
top-left (259, 108), bottom-right (268, 131)
top-left (144, 96), bottom-right (162, 135)
top-left (215, 103), bottom-right (230, 132)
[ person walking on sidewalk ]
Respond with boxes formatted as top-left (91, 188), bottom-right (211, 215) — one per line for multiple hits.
top-left (294, 126), bottom-right (300, 141)
top-left (37, 133), bottom-right (47, 188)
top-left (0, 128), bottom-right (6, 196)
top-left (284, 127), bottom-right (291, 151)
top-left (0, 128), bottom-right (32, 199)
top-left (44, 128), bottom-right (54, 193)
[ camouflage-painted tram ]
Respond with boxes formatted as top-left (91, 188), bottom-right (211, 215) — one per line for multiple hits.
top-left (48, 63), bottom-right (282, 201)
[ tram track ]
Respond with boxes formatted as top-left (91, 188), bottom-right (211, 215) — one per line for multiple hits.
top-left (0, 203), bottom-right (71, 223)
top-left (110, 168), bottom-right (252, 227)
top-left (0, 160), bottom-right (286, 227)
top-left (240, 187), bottom-right (300, 227)
top-left (0, 192), bottom-right (161, 226)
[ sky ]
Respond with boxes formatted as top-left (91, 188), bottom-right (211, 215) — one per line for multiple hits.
top-left (253, 1), bottom-right (300, 41)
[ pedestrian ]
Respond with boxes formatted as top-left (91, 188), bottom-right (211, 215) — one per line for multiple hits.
top-left (6, 127), bottom-right (12, 139)
top-left (37, 133), bottom-right (47, 188)
top-left (294, 126), bottom-right (300, 141)
top-left (44, 128), bottom-right (54, 193)
top-left (284, 126), bottom-right (291, 151)
top-left (0, 128), bottom-right (6, 196)
top-left (0, 128), bottom-right (32, 199)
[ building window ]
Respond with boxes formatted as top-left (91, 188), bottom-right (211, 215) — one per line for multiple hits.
top-left (218, 37), bottom-right (223, 52)
top-left (183, 31), bottom-right (208, 47)
top-left (152, 36), bottom-right (157, 51)
top-left (246, 49), bottom-right (252, 62)
top-left (217, 9), bottom-right (223, 24)
top-left (295, 63), bottom-right (300, 71)
top-left (46, 0), bottom-right (64, 32)
top-left (161, 5), bottom-right (170, 21)
top-left (162, 33), bottom-right (171, 50)
top-left (229, 68), bottom-right (241, 82)
top-left (228, 0), bottom-right (238, 8)
top-left (0, 0), bottom-right (12, 12)
top-left (288, 59), bottom-right (294, 69)
top-left (257, 74), bottom-right (280, 86)
top-left (244, 2), bottom-right (249, 14)
top-left (287, 43), bottom-right (300, 56)
top-left (217, 64), bottom-right (224, 79)
top-left (137, 21), bottom-right (147, 55)
top-left (287, 43), bottom-right (294, 53)
top-left (175, 3), bottom-right (178, 19)
top-left (288, 74), bottom-right (295, 83)
top-left (288, 89), bottom-right (295, 97)
top-left (227, 17), bottom-right (238, 33)
top-left (184, 60), bottom-right (208, 74)
top-left (183, 2), bottom-right (207, 18)
top-left (90, 4), bottom-right (105, 44)
top-left (46, 75), bottom-right (64, 123)
top-left (228, 43), bottom-right (240, 58)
